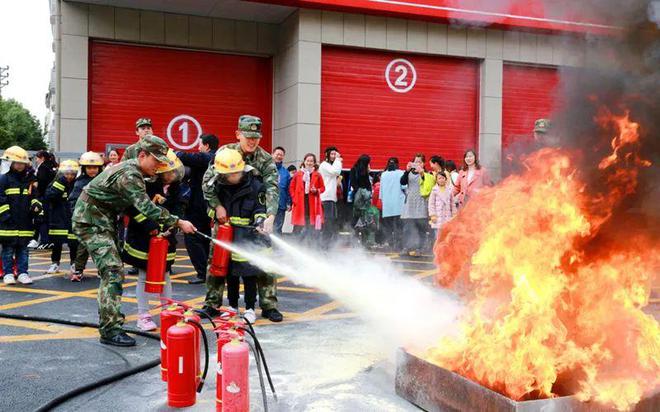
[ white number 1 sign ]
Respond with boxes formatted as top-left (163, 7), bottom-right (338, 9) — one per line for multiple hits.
top-left (167, 114), bottom-right (202, 150)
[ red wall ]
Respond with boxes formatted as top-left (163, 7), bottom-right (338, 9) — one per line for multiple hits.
top-left (321, 47), bottom-right (479, 169)
top-left (88, 42), bottom-right (273, 153)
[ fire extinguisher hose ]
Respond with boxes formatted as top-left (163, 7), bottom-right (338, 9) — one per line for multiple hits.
top-left (241, 317), bottom-right (277, 400)
top-left (0, 311), bottom-right (161, 412)
top-left (246, 339), bottom-right (269, 412)
top-left (185, 319), bottom-right (210, 393)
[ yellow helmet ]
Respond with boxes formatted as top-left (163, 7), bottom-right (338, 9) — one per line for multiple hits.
top-left (59, 159), bottom-right (80, 174)
top-left (79, 151), bottom-right (104, 166)
top-left (1, 146), bottom-right (30, 164)
top-left (155, 150), bottom-right (183, 174)
top-left (214, 149), bottom-right (245, 174)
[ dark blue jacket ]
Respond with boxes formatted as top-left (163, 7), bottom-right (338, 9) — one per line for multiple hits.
top-left (45, 174), bottom-right (76, 242)
top-left (177, 150), bottom-right (215, 223)
top-left (276, 162), bottom-right (291, 211)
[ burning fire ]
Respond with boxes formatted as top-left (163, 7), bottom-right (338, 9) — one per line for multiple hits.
top-left (428, 110), bottom-right (659, 411)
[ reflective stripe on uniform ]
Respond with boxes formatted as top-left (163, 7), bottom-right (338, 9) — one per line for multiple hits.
top-left (0, 230), bottom-right (18, 236)
top-left (48, 229), bottom-right (69, 236)
top-left (207, 209), bottom-right (215, 218)
top-left (229, 216), bottom-right (250, 225)
top-left (4, 188), bottom-right (20, 195)
top-left (124, 243), bottom-right (148, 260)
top-left (254, 213), bottom-right (267, 220)
top-left (18, 230), bottom-right (34, 237)
top-left (67, 233), bottom-right (78, 240)
top-left (134, 214), bottom-right (147, 223)
top-left (0, 205), bottom-right (9, 214)
top-left (31, 199), bottom-right (42, 207)
top-left (53, 181), bottom-right (65, 191)
top-left (167, 252), bottom-right (176, 261)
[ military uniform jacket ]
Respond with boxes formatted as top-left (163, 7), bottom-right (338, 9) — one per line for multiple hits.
top-left (122, 181), bottom-right (189, 270)
top-left (45, 174), bottom-right (76, 242)
top-left (72, 159), bottom-right (178, 233)
top-left (208, 173), bottom-right (270, 277)
top-left (0, 170), bottom-right (42, 246)
top-left (203, 143), bottom-right (279, 216)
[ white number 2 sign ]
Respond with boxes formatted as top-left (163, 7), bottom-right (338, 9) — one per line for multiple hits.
top-left (385, 58), bottom-right (417, 93)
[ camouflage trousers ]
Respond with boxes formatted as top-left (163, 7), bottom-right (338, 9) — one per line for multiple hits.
top-left (73, 242), bottom-right (90, 273)
top-left (72, 222), bottom-right (125, 338)
top-left (204, 229), bottom-right (278, 311)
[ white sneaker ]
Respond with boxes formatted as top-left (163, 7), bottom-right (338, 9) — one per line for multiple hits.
top-left (27, 240), bottom-right (39, 249)
top-left (137, 314), bottom-right (157, 331)
top-left (17, 273), bottom-right (33, 285)
top-left (3, 274), bottom-right (16, 284)
top-left (244, 309), bottom-right (257, 324)
top-left (46, 263), bottom-right (59, 274)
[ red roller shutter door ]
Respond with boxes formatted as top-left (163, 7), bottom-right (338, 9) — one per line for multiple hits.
top-left (321, 47), bottom-right (479, 168)
top-left (89, 42), bottom-right (272, 153)
top-left (502, 64), bottom-right (560, 149)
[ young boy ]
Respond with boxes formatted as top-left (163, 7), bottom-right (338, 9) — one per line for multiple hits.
top-left (45, 160), bottom-right (80, 275)
top-left (68, 151), bottom-right (104, 281)
top-left (0, 146), bottom-right (43, 285)
top-left (203, 148), bottom-right (270, 323)
top-left (121, 150), bottom-right (189, 331)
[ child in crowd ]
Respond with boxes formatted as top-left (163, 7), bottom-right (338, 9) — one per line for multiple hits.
top-left (122, 150), bottom-right (188, 331)
top-left (428, 171), bottom-right (456, 238)
top-left (0, 146), bottom-right (43, 285)
top-left (68, 151), bottom-right (104, 281)
top-left (45, 160), bottom-right (80, 275)
top-left (203, 148), bottom-right (270, 324)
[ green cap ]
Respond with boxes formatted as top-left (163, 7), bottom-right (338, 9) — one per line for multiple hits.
top-left (237, 115), bottom-right (262, 139)
top-left (534, 118), bottom-right (551, 133)
top-left (136, 118), bottom-right (152, 129)
top-left (138, 135), bottom-right (170, 163)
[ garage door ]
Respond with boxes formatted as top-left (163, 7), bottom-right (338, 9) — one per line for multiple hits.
top-left (502, 64), bottom-right (560, 150)
top-left (321, 47), bottom-right (479, 169)
top-left (89, 42), bottom-right (272, 153)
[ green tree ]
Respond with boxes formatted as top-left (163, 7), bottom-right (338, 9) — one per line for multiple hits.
top-left (0, 98), bottom-right (47, 150)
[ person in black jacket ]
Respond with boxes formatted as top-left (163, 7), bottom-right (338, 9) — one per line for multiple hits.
top-left (33, 150), bottom-right (58, 249)
top-left (176, 133), bottom-right (218, 284)
top-left (201, 148), bottom-right (270, 324)
top-left (0, 146), bottom-right (44, 285)
top-left (121, 150), bottom-right (189, 331)
top-left (45, 160), bottom-right (80, 275)
top-left (68, 152), bottom-right (104, 281)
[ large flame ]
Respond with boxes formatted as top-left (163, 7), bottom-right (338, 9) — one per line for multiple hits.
top-left (427, 110), bottom-right (659, 411)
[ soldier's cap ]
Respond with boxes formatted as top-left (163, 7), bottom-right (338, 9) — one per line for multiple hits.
top-left (135, 118), bottom-right (152, 129)
top-left (534, 118), bottom-right (551, 133)
top-left (138, 135), bottom-right (170, 163)
top-left (237, 115), bottom-right (262, 139)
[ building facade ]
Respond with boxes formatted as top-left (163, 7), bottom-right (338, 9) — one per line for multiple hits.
top-left (49, 0), bottom-right (609, 179)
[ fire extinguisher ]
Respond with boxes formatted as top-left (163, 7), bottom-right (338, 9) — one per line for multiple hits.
top-left (145, 235), bottom-right (168, 293)
top-left (167, 321), bottom-right (197, 408)
top-left (209, 224), bottom-right (233, 277)
top-left (167, 318), bottom-right (210, 408)
top-left (160, 304), bottom-right (184, 381)
top-left (215, 328), bottom-right (243, 411)
top-left (221, 339), bottom-right (250, 412)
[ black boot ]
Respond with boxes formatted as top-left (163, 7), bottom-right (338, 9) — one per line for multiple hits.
top-left (100, 332), bottom-right (136, 347)
top-left (262, 308), bottom-right (283, 323)
top-left (200, 305), bottom-right (221, 318)
top-left (188, 277), bottom-right (205, 285)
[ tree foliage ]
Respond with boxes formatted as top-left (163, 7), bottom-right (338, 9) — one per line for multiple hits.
top-left (0, 98), bottom-right (47, 150)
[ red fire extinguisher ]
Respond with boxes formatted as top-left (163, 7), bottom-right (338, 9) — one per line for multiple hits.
top-left (221, 339), bottom-right (250, 412)
top-left (145, 235), bottom-right (168, 293)
top-left (215, 328), bottom-right (243, 411)
top-left (184, 310), bottom-right (202, 384)
top-left (160, 304), bottom-right (185, 381)
top-left (167, 321), bottom-right (198, 408)
top-left (209, 224), bottom-right (233, 277)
